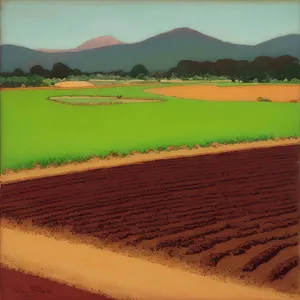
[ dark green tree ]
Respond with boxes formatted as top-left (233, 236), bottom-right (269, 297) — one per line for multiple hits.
top-left (165, 67), bottom-right (177, 79)
top-left (136, 73), bottom-right (146, 80)
top-left (72, 69), bottom-right (82, 76)
top-left (29, 65), bottom-right (50, 77)
top-left (129, 64), bottom-right (149, 78)
top-left (27, 75), bottom-right (44, 86)
top-left (51, 62), bottom-right (72, 78)
top-left (12, 68), bottom-right (24, 76)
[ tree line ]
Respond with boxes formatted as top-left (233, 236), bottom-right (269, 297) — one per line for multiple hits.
top-left (171, 55), bottom-right (300, 82)
top-left (1, 63), bottom-right (149, 80)
top-left (1, 55), bottom-right (300, 87)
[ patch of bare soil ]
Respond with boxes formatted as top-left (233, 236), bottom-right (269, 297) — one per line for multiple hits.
top-left (1, 138), bottom-right (299, 184)
top-left (146, 85), bottom-right (300, 102)
top-left (1, 227), bottom-right (298, 300)
top-left (54, 81), bottom-right (96, 88)
top-left (1, 143), bottom-right (300, 296)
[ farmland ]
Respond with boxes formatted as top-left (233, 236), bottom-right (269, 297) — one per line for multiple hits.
top-left (2, 82), bottom-right (300, 298)
top-left (147, 84), bottom-right (300, 102)
top-left (1, 83), bottom-right (300, 172)
top-left (2, 143), bottom-right (299, 294)
top-left (3, 3), bottom-right (300, 299)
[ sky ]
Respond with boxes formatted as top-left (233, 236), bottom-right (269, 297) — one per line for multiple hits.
top-left (1, 0), bottom-right (300, 49)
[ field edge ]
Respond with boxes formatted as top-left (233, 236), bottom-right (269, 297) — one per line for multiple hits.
top-left (1, 137), bottom-right (299, 184)
top-left (1, 223), bottom-right (299, 300)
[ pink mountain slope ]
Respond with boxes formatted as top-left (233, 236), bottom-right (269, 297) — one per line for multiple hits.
top-left (75, 36), bottom-right (124, 51)
top-left (37, 36), bottom-right (124, 52)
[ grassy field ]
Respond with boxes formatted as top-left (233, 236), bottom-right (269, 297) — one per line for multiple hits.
top-left (1, 84), bottom-right (300, 172)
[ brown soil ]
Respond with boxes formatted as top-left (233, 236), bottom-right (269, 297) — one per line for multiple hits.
top-left (2, 144), bottom-right (299, 295)
top-left (0, 267), bottom-right (114, 300)
top-left (2, 228), bottom-right (298, 300)
top-left (54, 81), bottom-right (96, 88)
top-left (146, 85), bottom-right (300, 102)
top-left (2, 139), bottom-right (299, 184)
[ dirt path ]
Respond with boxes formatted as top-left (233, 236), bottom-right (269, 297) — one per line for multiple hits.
top-left (145, 85), bottom-right (300, 102)
top-left (2, 227), bottom-right (298, 300)
top-left (2, 139), bottom-right (299, 184)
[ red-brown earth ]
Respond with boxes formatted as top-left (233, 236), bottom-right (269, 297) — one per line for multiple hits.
top-left (1, 144), bottom-right (300, 295)
top-left (0, 267), bottom-right (115, 300)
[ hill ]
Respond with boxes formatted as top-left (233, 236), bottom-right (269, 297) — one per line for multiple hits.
top-left (1, 27), bottom-right (300, 72)
top-left (36, 36), bottom-right (124, 53)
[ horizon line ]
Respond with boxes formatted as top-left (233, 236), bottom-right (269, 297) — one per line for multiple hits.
top-left (1, 26), bottom-right (299, 50)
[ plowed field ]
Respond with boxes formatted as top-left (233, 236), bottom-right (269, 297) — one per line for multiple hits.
top-left (2, 144), bottom-right (299, 294)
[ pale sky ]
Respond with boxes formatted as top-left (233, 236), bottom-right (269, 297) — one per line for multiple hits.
top-left (1, 0), bottom-right (300, 49)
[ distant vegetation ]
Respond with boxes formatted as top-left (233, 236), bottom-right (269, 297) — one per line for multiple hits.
top-left (1, 55), bottom-right (300, 87)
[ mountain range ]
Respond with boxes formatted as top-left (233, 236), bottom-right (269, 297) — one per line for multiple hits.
top-left (1, 27), bottom-right (300, 73)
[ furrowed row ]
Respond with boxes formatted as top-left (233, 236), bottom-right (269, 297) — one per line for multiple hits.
top-left (2, 157), bottom-right (294, 208)
top-left (203, 233), bottom-right (298, 267)
top-left (242, 242), bottom-right (298, 272)
top-left (4, 170), bottom-right (292, 218)
top-left (100, 206), bottom-right (297, 244)
top-left (268, 256), bottom-right (299, 281)
top-left (2, 168), bottom-right (295, 224)
top-left (34, 193), bottom-right (295, 231)
top-left (185, 230), bottom-right (259, 255)
top-left (261, 219), bottom-right (298, 233)
top-left (100, 202), bottom-right (296, 235)
top-left (3, 148), bottom-right (295, 197)
top-left (1, 178), bottom-right (220, 216)
top-left (146, 217), bottom-right (298, 252)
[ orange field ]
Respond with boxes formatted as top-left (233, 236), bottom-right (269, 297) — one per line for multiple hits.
top-left (146, 84), bottom-right (300, 102)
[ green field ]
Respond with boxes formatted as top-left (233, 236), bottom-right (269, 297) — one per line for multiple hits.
top-left (1, 84), bottom-right (300, 172)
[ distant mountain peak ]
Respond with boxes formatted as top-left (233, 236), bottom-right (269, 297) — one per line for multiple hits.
top-left (148, 27), bottom-right (222, 43)
top-left (3, 27), bottom-right (299, 74)
top-left (168, 27), bottom-right (199, 33)
top-left (36, 35), bottom-right (124, 53)
top-left (75, 36), bottom-right (124, 51)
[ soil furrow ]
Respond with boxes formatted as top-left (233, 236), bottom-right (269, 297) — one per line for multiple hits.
top-left (242, 242), bottom-right (298, 272)
top-left (2, 144), bottom-right (299, 294)
top-left (268, 256), bottom-right (299, 282)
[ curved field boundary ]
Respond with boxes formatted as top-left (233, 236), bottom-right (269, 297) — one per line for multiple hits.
top-left (144, 85), bottom-right (300, 103)
top-left (2, 227), bottom-right (297, 300)
top-left (48, 96), bottom-right (164, 106)
top-left (1, 138), bottom-right (299, 184)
